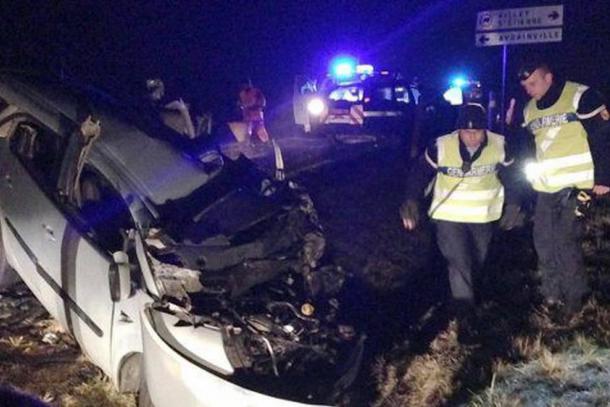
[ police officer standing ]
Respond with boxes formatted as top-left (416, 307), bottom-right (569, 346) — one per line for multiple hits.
top-left (400, 103), bottom-right (521, 342)
top-left (517, 59), bottom-right (610, 319)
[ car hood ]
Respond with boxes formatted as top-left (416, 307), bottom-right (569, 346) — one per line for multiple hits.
top-left (149, 156), bottom-right (336, 298)
top-left (140, 159), bottom-right (363, 404)
top-left (153, 155), bottom-right (292, 246)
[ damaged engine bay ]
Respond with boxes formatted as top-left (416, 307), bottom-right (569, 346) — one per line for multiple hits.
top-left (142, 157), bottom-right (364, 403)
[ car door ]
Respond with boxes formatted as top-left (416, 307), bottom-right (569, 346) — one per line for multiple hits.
top-left (0, 115), bottom-right (42, 294)
top-left (0, 116), bottom-right (117, 374)
top-left (0, 116), bottom-right (73, 324)
top-left (294, 75), bottom-right (319, 130)
top-left (58, 165), bottom-right (139, 376)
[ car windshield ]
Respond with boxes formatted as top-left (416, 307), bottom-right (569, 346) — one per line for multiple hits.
top-left (150, 155), bottom-right (287, 244)
top-left (328, 85), bottom-right (363, 102)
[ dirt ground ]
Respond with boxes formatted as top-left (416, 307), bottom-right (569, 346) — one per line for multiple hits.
top-left (2, 143), bottom-right (610, 406)
top-left (0, 283), bottom-right (135, 406)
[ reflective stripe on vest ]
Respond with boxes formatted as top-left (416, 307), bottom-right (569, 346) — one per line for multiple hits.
top-left (430, 131), bottom-right (505, 223)
top-left (523, 81), bottom-right (594, 192)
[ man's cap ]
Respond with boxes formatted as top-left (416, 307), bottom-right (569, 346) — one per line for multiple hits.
top-left (518, 57), bottom-right (551, 81)
top-left (456, 103), bottom-right (487, 130)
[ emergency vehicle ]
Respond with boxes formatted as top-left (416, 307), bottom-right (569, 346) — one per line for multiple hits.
top-left (293, 59), bottom-right (419, 136)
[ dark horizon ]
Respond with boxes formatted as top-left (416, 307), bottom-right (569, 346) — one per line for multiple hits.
top-left (2, 0), bottom-right (609, 117)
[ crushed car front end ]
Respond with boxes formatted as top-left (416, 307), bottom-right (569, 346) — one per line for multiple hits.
top-left (135, 154), bottom-right (363, 406)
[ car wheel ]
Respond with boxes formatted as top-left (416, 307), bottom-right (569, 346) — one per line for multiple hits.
top-left (138, 377), bottom-right (154, 407)
top-left (0, 226), bottom-right (18, 289)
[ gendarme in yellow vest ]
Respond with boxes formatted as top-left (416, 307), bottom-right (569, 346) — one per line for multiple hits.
top-left (523, 81), bottom-right (594, 193)
top-left (429, 131), bottom-right (506, 223)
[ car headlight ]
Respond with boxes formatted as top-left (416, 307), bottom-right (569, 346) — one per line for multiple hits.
top-left (307, 98), bottom-right (325, 116)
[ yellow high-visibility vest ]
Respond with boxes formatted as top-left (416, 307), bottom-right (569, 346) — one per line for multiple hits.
top-left (523, 81), bottom-right (594, 192)
top-left (429, 131), bottom-right (506, 223)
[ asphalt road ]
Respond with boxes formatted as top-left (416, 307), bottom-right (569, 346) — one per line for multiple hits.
top-left (221, 132), bottom-right (395, 177)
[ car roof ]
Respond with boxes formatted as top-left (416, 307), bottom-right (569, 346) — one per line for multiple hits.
top-left (0, 72), bottom-right (212, 206)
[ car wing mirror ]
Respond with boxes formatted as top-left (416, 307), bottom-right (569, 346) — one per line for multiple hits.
top-left (109, 251), bottom-right (131, 302)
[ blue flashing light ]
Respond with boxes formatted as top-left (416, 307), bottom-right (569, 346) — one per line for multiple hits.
top-left (335, 63), bottom-right (354, 78)
top-left (330, 56), bottom-right (357, 80)
top-left (451, 76), bottom-right (468, 88)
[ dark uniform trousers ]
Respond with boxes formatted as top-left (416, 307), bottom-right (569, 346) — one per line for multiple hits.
top-left (533, 189), bottom-right (589, 313)
top-left (435, 220), bottom-right (494, 305)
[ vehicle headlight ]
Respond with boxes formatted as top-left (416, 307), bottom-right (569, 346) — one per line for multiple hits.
top-left (307, 98), bottom-right (325, 116)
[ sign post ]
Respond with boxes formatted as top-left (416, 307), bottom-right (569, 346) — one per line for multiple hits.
top-left (501, 44), bottom-right (508, 134)
top-left (475, 4), bottom-right (564, 133)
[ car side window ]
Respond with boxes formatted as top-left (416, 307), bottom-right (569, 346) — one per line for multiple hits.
top-left (8, 120), bottom-right (67, 191)
top-left (74, 167), bottom-right (135, 253)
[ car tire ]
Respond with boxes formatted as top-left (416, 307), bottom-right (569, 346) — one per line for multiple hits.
top-left (138, 377), bottom-right (154, 407)
top-left (0, 226), bottom-right (19, 289)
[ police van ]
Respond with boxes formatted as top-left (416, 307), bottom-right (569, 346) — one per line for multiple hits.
top-left (293, 59), bottom-right (419, 138)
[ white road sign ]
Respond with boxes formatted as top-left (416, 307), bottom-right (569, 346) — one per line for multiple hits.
top-left (477, 5), bottom-right (563, 32)
top-left (476, 27), bottom-right (563, 47)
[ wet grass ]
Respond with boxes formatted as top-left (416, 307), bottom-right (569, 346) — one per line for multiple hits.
top-left (368, 196), bottom-right (610, 407)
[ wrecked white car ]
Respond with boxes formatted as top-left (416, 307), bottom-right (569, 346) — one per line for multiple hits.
top-left (0, 73), bottom-right (363, 406)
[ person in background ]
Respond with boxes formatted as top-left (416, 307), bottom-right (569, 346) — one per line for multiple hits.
top-left (238, 84), bottom-right (270, 143)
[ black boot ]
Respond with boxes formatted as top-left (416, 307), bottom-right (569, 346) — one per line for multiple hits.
top-left (451, 300), bottom-right (480, 345)
top-left (539, 298), bottom-right (573, 327)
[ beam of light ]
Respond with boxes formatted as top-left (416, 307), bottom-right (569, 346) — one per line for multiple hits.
top-left (363, 0), bottom-right (462, 61)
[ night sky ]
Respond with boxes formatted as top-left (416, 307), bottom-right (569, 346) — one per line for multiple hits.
top-left (2, 0), bottom-right (609, 120)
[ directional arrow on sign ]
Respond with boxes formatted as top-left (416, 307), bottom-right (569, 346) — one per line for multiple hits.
top-left (478, 35), bottom-right (490, 45)
top-left (548, 10), bottom-right (560, 20)
top-left (476, 5), bottom-right (564, 31)
top-left (475, 28), bottom-right (563, 47)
